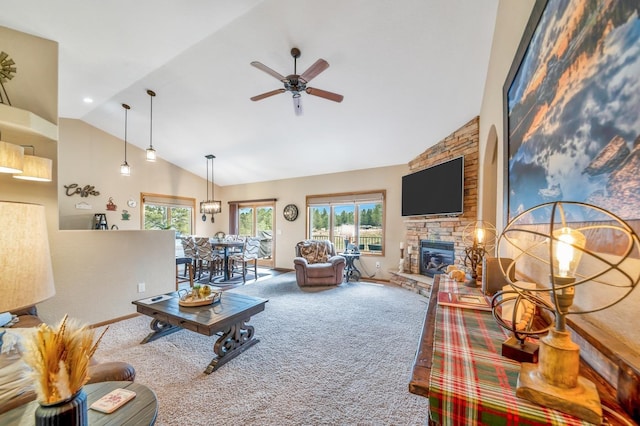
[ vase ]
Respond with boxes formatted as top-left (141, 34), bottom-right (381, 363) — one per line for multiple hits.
top-left (35, 388), bottom-right (88, 426)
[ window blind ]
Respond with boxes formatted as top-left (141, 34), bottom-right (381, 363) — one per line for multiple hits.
top-left (142, 193), bottom-right (195, 208)
top-left (307, 191), bottom-right (384, 206)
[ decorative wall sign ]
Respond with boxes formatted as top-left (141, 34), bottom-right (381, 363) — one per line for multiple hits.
top-left (106, 197), bottom-right (117, 211)
top-left (75, 202), bottom-right (92, 210)
top-left (64, 184), bottom-right (100, 197)
top-left (504, 0), bottom-right (640, 222)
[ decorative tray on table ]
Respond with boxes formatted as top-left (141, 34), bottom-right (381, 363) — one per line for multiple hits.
top-left (178, 286), bottom-right (221, 307)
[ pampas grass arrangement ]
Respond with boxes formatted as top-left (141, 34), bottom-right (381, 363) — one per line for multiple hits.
top-left (23, 315), bottom-right (108, 404)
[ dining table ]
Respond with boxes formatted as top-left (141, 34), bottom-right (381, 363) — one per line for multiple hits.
top-left (210, 239), bottom-right (245, 282)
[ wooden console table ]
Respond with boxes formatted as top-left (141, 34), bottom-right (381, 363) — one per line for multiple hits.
top-left (409, 275), bottom-right (636, 425)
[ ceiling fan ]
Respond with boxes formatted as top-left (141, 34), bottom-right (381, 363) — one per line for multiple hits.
top-left (250, 47), bottom-right (344, 116)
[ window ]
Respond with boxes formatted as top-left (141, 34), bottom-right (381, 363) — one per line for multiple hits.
top-left (141, 193), bottom-right (195, 236)
top-left (307, 191), bottom-right (385, 254)
top-left (229, 199), bottom-right (275, 267)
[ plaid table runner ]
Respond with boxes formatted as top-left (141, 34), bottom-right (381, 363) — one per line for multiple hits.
top-left (428, 278), bottom-right (589, 425)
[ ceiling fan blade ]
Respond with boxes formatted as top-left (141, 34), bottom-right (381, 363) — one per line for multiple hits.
top-left (299, 59), bottom-right (329, 83)
top-left (305, 87), bottom-right (344, 103)
top-left (250, 88), bottom-right (286, 101)
top-left (250, 61), bottom-right (287, 81)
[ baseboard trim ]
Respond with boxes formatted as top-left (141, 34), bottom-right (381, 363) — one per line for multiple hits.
top-left (90, 313), bottom-right (140, 329)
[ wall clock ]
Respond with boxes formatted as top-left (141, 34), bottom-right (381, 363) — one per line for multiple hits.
top-left (283, 204), bottom-right (298, 221)
top-left (127, 199), bottom-right (137, 208)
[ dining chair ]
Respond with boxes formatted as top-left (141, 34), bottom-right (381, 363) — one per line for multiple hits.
top-left (225, 234), bottom-right (247, 255)
top-left (229, 237), bottom-right (261, 283)
top-left (193, 237), bottom-right (223, 282)
top-left (180, 236), bottom-right (197, 278)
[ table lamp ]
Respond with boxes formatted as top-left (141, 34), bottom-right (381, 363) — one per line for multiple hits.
top-left (0, 201), bottom-right (56, 313)
top-left (496, 201), bottom-right (640, 424)
top-left (462, 220), bottom-right (496, 287)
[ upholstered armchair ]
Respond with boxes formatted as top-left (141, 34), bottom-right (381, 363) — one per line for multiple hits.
top-left (294, 240), bottom-right (346, 286)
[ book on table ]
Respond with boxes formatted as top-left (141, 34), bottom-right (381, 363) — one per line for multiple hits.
top-left (437, 291), bottom-right (492, 311)
top-left (90, 388), bottom-right (136, 413)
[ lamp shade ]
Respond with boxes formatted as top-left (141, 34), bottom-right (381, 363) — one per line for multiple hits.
top-left (0, 201), bottom-right (55, 312)
top-left (0, 141), bottom-right (23, 173)
top-left (12, 154), bottom-right (52, 181)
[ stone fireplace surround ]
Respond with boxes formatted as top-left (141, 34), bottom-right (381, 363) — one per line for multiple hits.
top-left (390, 117), bottom-right (479, 295)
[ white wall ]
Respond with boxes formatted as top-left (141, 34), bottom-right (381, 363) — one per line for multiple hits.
top-left (478, 0), bottom-right (536, 231)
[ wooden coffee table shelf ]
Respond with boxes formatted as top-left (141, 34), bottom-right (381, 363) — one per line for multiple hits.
top-left (133, 291), bottom-right (268, 374)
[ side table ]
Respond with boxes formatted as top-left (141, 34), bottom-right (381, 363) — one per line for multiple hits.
top-left (0, 381), bottom-right (158, 425)
top-left (340, 252), bottom-right (361, 282)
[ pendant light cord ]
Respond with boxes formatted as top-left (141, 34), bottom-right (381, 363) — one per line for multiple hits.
top-left (148, 90), bottom-right (155, 149)
top-left (206, 156), bottom-right (209, 200)
top-left (211, 156), bottom-right (215, 201)
top-left (122, 103), bottom-right (130, 163)
top-left (124, 108), bottom-right (127, 162)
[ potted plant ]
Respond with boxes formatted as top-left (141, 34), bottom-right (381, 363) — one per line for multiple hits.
top-left (23, 315), bottom-right (107, 425)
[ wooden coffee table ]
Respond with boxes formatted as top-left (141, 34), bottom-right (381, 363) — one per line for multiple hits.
top-left (132, 292), bottom-right (267, 374)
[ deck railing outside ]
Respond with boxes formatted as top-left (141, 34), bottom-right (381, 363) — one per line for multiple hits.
top-left (311, 234), bottom-right (382, 252)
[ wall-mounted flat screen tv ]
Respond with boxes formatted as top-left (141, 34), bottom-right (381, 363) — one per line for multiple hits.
top-left (402, 156), bottom-right (464, 216)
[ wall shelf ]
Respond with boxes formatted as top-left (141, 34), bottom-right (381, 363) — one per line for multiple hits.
top-left (0, 103), bottom-right (58, 144)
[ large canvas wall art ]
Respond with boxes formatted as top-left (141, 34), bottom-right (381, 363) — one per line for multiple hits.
top-left (504, 0), bottom-right (640, 223)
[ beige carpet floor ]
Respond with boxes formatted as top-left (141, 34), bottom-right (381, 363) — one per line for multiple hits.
top-left (95, 273), bottom-right (430, 425)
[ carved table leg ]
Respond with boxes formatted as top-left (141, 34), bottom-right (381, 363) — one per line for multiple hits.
top-left (140, 318), bottom-right (181, 344)
top-left (205, 318), bottom-right (259, 374)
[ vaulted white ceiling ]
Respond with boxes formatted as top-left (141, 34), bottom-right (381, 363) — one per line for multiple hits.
top-left (1, 0), bottom-right (499, 185)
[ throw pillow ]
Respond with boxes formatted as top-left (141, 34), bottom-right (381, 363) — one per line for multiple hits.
top-left (299, 242), bottom-right (320, 264)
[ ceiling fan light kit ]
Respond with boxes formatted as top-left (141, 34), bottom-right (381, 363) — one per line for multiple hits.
top-left (250, 47), bottom-right (343, 115)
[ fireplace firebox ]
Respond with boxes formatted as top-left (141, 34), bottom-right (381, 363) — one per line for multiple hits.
top-left (420, 240), bottom-right (455, 277)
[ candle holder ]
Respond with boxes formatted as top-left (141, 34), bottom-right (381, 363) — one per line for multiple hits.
top-left (461, 221), bottom-right (496, 287)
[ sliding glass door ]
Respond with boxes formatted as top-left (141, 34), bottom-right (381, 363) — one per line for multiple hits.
top-left (238, 202), bottom-right (274, 268)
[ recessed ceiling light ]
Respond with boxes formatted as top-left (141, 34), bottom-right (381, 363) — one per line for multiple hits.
top-left (83, 97), bottom-right (93, 103)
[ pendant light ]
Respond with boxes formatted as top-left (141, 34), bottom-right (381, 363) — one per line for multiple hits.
top-left (145, 89), bottom-right (157, 162)
top-left (120, 103), bottom-right (131, 176)
top-left (12, 145), bottom-right (52, 182)
top-left (0, 131), bottom-right (23, 173)
top-left (200, 154), bottom-right (222, 223)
